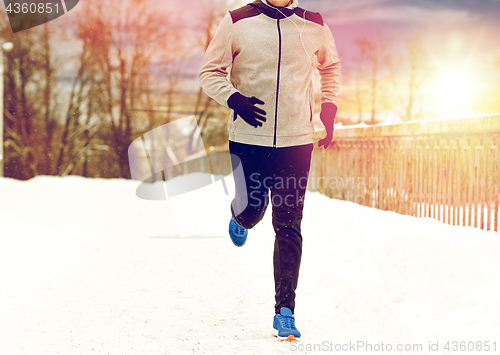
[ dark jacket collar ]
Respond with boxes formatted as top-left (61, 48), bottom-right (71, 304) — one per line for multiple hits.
top-left (249, 0), bottom-right (297, 19)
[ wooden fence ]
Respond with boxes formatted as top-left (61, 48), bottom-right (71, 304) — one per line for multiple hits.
top-left (308, 115), bottom-right (500, 232)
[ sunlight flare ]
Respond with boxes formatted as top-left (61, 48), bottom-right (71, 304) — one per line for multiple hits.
top-left (438, 70), bottom-right (473, 108)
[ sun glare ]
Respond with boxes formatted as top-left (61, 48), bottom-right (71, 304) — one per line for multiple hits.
top-left (427, 69), bottom-right (478, 118)
top-left (438, 71), bottom-right (473, 107)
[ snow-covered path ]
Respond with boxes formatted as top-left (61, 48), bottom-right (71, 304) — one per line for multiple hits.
top-left (1, 175), bottom-right (499, 355)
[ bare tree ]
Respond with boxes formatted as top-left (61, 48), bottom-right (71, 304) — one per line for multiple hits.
top-left (72, 0), bottom-right (176, 178)
top-left (355, 36), bottom-right (390, 125)
top-left (0, 9), bottom-right (107, 178)
top-left (353, 57), bottom-right (366, 122)
top-left (386, 35), bottom-right (434, 122)
top-left (0, 0), bottom-right (238, 179)
top-left (0, 18), bottom-right (63, 178)
top-left (55, 18), bottom-right (101, 176)
top-left (403, 35), bottom-right (433, 121)
top-left (193, 0), bottom-right (240, 139)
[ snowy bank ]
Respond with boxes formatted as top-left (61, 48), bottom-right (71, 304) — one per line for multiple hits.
top-left (0, 175), bottom-right (499, 354)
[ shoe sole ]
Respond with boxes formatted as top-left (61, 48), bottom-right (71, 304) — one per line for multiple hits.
top-left (272, 331), bottom-right (299, 341)
top-left (229, 220), bottom-right (247, 247)
top-left (228, 233), bottom-right (246, 247)
top-left (272, 327), bottom-right (300, 339)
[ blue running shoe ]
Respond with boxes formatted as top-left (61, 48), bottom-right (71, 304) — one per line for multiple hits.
top-left (228, 217), bottom-right (248, 247)
top-left (273, 307), bottom-right (301, 339)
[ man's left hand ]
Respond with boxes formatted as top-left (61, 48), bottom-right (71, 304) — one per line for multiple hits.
top-left (318, 102), bottom-right (337, 149)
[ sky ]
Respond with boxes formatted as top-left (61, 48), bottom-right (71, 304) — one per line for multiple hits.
top-left (193, 0), bottom-right (500, 117)
top-left (294, 0), bottom-right (500, 118)
top-left (34, 0), bottom-right (500, 118)
top-left (147, 0), bottom-right (500, 78)
top-left (297, 0), bottom-right (500, 71)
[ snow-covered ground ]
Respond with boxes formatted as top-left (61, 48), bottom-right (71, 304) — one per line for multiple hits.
top-left (1, 175), bottom-right (499, 355)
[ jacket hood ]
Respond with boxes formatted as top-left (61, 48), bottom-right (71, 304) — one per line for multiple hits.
top-left (261, 0), bottom-right (299, 10)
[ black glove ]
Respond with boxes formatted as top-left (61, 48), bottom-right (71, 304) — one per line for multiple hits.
top-left (318, 102), bottom-right (337, 149)
top-left (227, 92), bottom-right (266, 128)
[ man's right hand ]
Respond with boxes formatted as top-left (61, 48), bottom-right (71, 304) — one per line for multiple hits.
top-left (227, 92), bottom-right (266, 128)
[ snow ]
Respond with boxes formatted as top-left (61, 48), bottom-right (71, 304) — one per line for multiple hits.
top-left (1, 174), bottom-right (499, 354)
top-left (335, 122), bottom-right (368, 129)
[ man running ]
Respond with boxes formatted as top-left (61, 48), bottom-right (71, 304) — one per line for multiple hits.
top-left (199, 0), bottom-right (340, 339)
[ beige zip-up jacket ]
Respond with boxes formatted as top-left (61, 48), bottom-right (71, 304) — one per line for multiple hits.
top-left (199, 0), bottom-right (341, 148)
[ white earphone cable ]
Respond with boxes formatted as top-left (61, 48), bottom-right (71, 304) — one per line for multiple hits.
top-left (274, 6), bottom-right (312, 68)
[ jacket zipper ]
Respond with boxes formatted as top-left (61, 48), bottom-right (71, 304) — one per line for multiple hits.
top-left (273, 18), bottom-right (282, 148)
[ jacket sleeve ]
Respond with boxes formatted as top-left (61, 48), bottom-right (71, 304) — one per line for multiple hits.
top-left (199, 13), bottom-right (239, 108)
top-left (316, 23), bottom-right (341, 109)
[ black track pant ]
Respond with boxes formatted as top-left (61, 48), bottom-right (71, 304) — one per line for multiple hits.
top-left (229, 140), bottom-right (314, 314)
